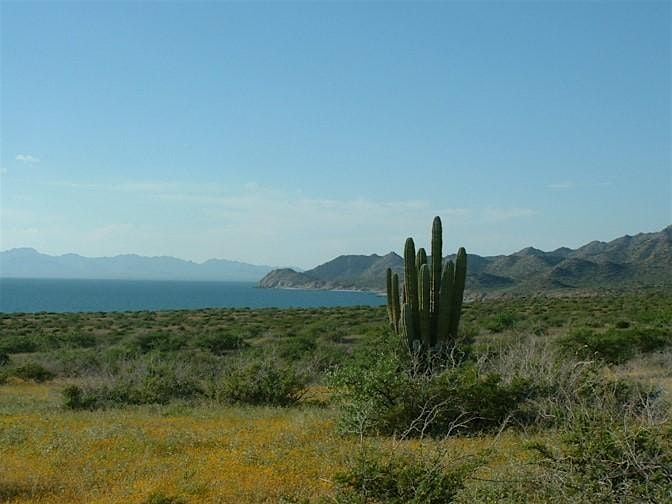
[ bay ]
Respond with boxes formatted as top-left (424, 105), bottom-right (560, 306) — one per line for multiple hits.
top-left (0, 278), bottom-right (384, 313)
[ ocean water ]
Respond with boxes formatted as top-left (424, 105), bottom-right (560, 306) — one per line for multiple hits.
top-left (0, 278), bottom-right (385, 313)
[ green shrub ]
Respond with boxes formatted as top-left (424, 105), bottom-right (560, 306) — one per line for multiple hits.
top-left (334, 446), bottom-right (482, 504)
top-left (213, 358), bottom-right (308, 407)
top-left (530, 412), bottom-right (672, 502)
top-left (127, 332), bottom-right (188, 354)
top-left (275, 335), bottom-right (317, 361)
top-left (330, 336), bottom-right (536, 437)
top-left (12, 362), bottom-right (55, 382)
top-left (0, 335), bottom-right (39, 354)
top-left (485, 312), bottom-right (517, 333)
top-left (558, 327), bottom-right (671, 364)
top-left (62, 385), bottom-right (97, 410)
top-left (196, 331), bottom-right (247, 355)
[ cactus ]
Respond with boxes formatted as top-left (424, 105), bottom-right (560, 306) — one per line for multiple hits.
top-left (450, 247), bottom-right (467, 340)
top-left (404, 238), bottom-right (420, 337)
top-left (385, 217), bottom-right (468, 353)
top-left (416, 248), bottom-right (427, 270)
top-left (419, 264), bottom-right (431, 347)
top-left (430, 217), bottom-right (442, 326)
top-left (436, 260), bottom-right (454, 343)
top-left (391, 273), bottom-right (401, 333)
top-left (386, 268), bottom-right (394, 327)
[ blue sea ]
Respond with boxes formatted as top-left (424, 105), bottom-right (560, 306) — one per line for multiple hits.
top-left (0, 278), bottom-right (385, 313)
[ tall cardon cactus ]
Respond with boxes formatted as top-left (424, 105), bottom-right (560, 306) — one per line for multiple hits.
top-left (386, 216), bottom-right (467, 351)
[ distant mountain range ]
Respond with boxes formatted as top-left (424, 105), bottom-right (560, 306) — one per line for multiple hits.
top-left (0, 248), bottom-right (275, 282)
top-left (259, 225), bottom-right (672, 294)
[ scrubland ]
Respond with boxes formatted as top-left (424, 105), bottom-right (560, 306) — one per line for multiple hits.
top-left (1, 289), bottom-right (671, 503)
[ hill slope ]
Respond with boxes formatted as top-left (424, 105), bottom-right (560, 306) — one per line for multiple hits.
top-left (0, 248), bottom-right (274, 282)
top-left (259, 225), bottom-right (672, 293)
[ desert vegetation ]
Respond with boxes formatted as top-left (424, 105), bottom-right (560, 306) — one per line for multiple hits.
top-left (1, 285), bottom-right (671, 502)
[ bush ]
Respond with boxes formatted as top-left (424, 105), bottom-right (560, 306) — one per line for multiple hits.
top-left (61, 356), bottom-right (203, 409)
top-left (0, 335), bottom-right (39, 354)
top-left (485, 312), bottom-right (517, 333)
top-left (62, 385), bottom-right (96, 410)
top-left (12, 362), bottom-right (55, 382)
top-left (127, 332), bottom-right (188, 354)
top-left (330, 336), bottom-right (536, 437)
top-left (530, 412), bottom-right (672, 502)
top-left (558, 327), bottom-right (671, 364)
top-left (213, 358), bottom-right (308, 406)
top-left (196, 331), bottom-right (247, 355)
top-left (334, 446), bottom-right (482, 504)
top-left (0, 352), bottom-right (9, 367)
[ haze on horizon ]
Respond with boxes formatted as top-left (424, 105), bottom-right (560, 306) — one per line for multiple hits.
top-left (1, 2), bottom-right (670, 269)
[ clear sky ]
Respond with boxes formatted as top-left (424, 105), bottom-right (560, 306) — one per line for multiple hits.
top-left (1, 1), bottom-right (670, 268)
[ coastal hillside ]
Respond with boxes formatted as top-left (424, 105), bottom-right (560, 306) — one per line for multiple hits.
top-left (0, 248), bottom-right (275, 282)
top-left (259, 225), bottom-right (672, 294)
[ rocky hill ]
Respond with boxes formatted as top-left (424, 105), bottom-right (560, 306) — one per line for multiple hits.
top-left (0, 248), bottom-right (275, 282)
top-left (259, 225), bottom-right (672, 294)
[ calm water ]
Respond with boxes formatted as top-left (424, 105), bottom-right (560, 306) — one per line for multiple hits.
top-left (0, 278), bottom-right (385, 313)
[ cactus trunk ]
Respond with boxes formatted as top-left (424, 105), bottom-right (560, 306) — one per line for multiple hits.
top-left (418, 264), bottom-right (432, 347)
top-left (449, 248), bottom-right (468, 340)
top-left (436, 260), bottom-right (455, 344)
top-left (404, 238), bottom-right (420, 337)
top-left (430, 216), bottom-right (443, 336)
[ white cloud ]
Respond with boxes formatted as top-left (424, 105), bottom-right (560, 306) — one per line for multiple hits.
top-left (15, 154), bottom-right (40, 164)
top-left (28, 179), bottom-right (543, 266)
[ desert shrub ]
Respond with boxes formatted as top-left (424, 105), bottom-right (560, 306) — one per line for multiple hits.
top-left (127, 332), bottom-right (188, 354)
top-left (558, 327), bottom-right (671, 364)
top-left (275, 335), bottom-right (317, 361)
top-left (530, 412), bottom-right (672, 502)
top-left (61, 385), bottom-right (97, 410)
top-left (485, 312), bottom-right (517, 333)
top-left (58, 332), bottom-right (96, 349)
top-left (196, 331), bottom-right (247, 355)
top-left (29, 348), bottom-right (103, 378)
top-left (61, 355), bottom-right (203, 409)
top-left (330, 336), bottom-right (536, 437)
top-left (333, 446), bottom-right (482, 504)
top-left (477, 337), bottom-right (665, 428)
top-left (213, 358), bottom-right (308, 406)
top-left (12, 362), bottom-right (55, 382)
top-left (0, 335), bottom-right (39, 354)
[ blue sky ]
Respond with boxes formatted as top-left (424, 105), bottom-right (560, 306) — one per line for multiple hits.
top-left (1, 1), bottom-right (670, 268)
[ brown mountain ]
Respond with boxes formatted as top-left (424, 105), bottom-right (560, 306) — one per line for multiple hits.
top-left (259, 225), bottom-right (672, 294)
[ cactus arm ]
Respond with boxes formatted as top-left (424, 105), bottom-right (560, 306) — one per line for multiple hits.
top-left (416, 248), bottom-right (428, 270)
top-left (449, 248), bottom-right (468, 339)
top-left (392, 273), bottom-right (401, 334)
top-left (386, 267), bottom-right (394, 328)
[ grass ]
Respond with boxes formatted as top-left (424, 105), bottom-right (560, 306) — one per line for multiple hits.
top-left (0, 383), bottom-right (540, 503)
top-left (1, 288), bottom-right (671, 502)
